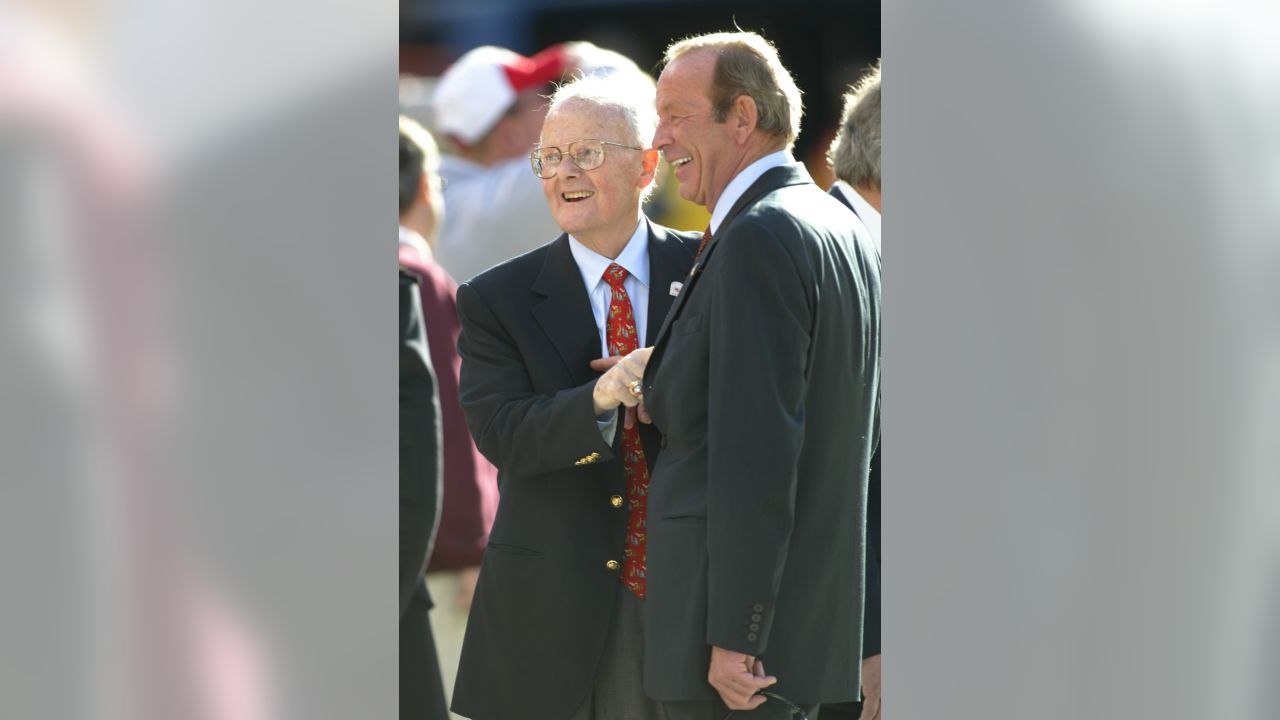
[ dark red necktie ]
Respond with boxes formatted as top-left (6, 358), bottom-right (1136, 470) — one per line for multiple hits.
top-left (695, 225), bottom-right (712, 260)
top-left (603, 263), bottom-right (649, 598)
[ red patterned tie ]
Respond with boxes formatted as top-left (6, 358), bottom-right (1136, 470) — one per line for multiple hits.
top-left (603, 263), bottom-right (648, 598)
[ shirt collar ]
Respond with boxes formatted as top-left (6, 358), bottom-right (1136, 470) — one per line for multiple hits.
top-left (833, 180), bottom-right (881, 224)
top-left (567, 217), bottom-right (650, 291)
top-left (398, 225), bottom-right (433, 261)
top-left (709, 150), bottom-right (792, 234)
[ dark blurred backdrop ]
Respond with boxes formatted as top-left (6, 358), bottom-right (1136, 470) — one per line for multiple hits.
top-left (401, 0), bottom-right (880, 192)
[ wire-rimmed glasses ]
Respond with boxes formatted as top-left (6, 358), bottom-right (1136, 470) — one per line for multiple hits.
top-left (529, 138), bottom-right (643, 178)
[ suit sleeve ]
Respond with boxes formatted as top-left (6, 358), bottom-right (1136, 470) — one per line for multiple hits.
top-left (455, 282), bottom-right (614, 475)
top-left (400, 272), bottom-right (442, 617)
top-left (705, 220), bottom-right (811, 655)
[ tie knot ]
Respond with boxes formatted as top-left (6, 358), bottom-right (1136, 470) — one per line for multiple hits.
top-left (604, 263), bottom-right (629, 289)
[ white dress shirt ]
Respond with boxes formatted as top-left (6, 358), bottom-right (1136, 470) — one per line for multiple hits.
top-left (709, 150), bottom-right (792, 234)
top-left (436, 154), bottom-right (562, 283)
top-left (568, 218), bottom-right (651, 357)
top-left (832, 179), bottom-right (881, 253)
top-left (567, 217), bottom-right (651, 441)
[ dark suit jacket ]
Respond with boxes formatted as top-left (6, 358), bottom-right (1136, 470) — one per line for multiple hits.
top-left (401, 269), bottom-right (450, 720)
top-left (398, 244), bottom-right (500, 572)
top-left (641, 164), bottom-right (882, 704)
top-left (829, 185), bottom-right (881, 660)
top-left (451, 219), bottom-right (701, 720)
top-left (400, 269), bottom-right (443, 615)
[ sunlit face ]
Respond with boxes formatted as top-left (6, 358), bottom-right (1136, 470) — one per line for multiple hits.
top-left (653, 50), bottom-right (737, 209)
top-left (538, 101), bottom-right (650, 239)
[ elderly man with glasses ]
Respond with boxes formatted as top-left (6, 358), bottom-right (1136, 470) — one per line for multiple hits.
top-left (450, 71), bottom-right (701, 720)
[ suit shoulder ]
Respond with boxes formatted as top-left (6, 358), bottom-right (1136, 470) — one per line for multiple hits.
top-left (650, 221), bottom-right (703, 255)
top-left (738, 183), bottom-right (858, 236)
top-left (462, 240), bottom-right (555, 295)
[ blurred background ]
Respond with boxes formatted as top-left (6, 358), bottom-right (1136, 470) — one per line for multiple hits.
top-left (399, 0), bottom-right (881, 232)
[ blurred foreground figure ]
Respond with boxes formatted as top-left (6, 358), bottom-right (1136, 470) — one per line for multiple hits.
top-left (400, 244), bottom-right (448, 719)
top-left (1, 7), bottom-right (276, 720)
top-left (642, 31), bottom-right (881, 719)
top-left (451, 73), bottom-right (699, 720)
top-left (823, 60), bottom-right (882, 720)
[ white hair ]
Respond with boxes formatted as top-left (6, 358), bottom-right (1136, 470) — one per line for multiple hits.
top-left (546, 72), bottom-right (657, 151)
top-left (545, 71), bottom-right (659, 200)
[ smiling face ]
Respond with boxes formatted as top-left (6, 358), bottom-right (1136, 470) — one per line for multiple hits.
top-left (653, 50), bottom-right (740, 211)
top-left (539, 100), bottom-right (655, 251)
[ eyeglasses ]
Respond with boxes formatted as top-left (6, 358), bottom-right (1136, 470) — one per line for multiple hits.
top-left (721, 691), bottom-right (809, 720)
top-left (529, 139), bottom-right (643, 179)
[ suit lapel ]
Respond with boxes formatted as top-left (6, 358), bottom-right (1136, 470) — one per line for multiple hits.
top-left (530, 235), bottom-right (601, 387)
top-left (644, 220), bottom-right (689, 347)
top-left (651, 163), bottom-right (814, 347)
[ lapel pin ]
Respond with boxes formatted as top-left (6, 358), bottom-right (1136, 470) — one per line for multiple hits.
top-left (669, 281), bottom-right (683, 297)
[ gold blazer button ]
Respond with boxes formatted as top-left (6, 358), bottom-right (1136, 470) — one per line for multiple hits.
top-left (605, 559), bottom-right (620, 571)
top-left (610, 495), bottom-right (624, 508)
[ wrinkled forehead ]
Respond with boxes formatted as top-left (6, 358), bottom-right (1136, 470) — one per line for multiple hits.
top-left (541, 99), bottom-right (630, 144)
top-left (658, 51), bottom-right (716, 108)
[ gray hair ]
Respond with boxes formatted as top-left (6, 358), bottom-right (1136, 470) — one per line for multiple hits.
top-left (664, 31), bottom-right (803, 150)
top-left (829, 60), bottom-right (881, 190)
top-left (545, 72), bottom-right (660, 200)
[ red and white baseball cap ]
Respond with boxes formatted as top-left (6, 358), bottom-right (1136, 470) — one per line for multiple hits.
top-left (432, 45), bottom-right (567, 146)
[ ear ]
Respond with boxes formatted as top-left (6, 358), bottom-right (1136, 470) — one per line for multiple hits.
top-left (731, 94), bottom-right (759, 143)
top-left (637, 148), bottom-right (659, 188)
top-left (416, 170), bottom-right (433, 206)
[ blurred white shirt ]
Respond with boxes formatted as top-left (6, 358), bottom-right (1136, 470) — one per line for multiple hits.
top-left (436, 154), bottom-right (561, 283)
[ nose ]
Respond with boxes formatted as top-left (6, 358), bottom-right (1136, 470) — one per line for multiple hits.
top-left (652, 121), bottom-right (670, 153)
top-left (559, 156), bottom-right (582, 180)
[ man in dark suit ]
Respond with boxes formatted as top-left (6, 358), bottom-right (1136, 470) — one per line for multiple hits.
top-left (824, 61), bottom-right (883, 720)
top-left (640, 32), bottom-right (882, 719)
top-left (400, 264), bottom-right (449, 720)
top-left (451, 72), bottom-right (701, 720)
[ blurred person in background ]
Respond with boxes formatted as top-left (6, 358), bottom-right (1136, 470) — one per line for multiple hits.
top-left (450, 72), bottom-right (701, 720)
top-left (822, 60), bottom-right (882, 720)
top-left (399, 115), bottom-right (501, 717)
top-left (827, 61), bottom-right (881, 251)
top-left (430, 41), bottom-right (650, 283)
top-left (640, 31), bottom-right (880, 719)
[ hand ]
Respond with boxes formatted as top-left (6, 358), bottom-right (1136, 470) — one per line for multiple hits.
top-left (858, 654), bottom-right (881, 720)
top-left (589, 358), bottom-right (650, 428)
top-left (589, 348), bottom-right (653, 422)
top-left (707, 645), bottom-right (776, 710)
